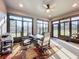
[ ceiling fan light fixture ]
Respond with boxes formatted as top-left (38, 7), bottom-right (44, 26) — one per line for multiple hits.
top-left (43, 0), bottom-right (55, 13)
top-left (46, 9), bottom-right (50, 13)
top-left (19, 3), bottom-right (23, 7)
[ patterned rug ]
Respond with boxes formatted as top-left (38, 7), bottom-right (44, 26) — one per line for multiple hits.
top-left (21, 45), bottom-right (59, 59)
top-left (0, 43), bottom-right (60, 59)
top-left (0, 55), bottom-right (11, 59)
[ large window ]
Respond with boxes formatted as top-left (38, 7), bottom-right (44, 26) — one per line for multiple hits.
top-left (23, 18), bottom-right (32, 36)
top-left (60, 23), bottom-right (64, 35)
top-left (71, 16), bottom-right (79, 37)
top-left (16, 21), bottom-right (22, 37)
top-left (10, 20), bottom-right (16, 37)
top-left (52, 16), bottom-right (79, 38)
top-left (65, 22), bottom-right (70, 36)
top-left (71, 21), bottom-right (77, 37)
top-left (53, 21), bottom-right (59, 37)
top-left (37, 20), bottom-right (48, 34)
top-left (9, 14), bottom-right (32, 37)
top-left (60, 19), bottom-right (70, 36)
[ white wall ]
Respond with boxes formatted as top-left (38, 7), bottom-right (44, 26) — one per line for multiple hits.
top-left (0, 0), bottom-right (7, 35)
top-left (51, 10), bottom-right (79, 21)
top-left (7, 8), bottom-right (49, 34)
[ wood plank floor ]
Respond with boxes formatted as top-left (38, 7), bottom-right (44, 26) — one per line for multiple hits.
top-left (0, 42), bottom-right (59, 59)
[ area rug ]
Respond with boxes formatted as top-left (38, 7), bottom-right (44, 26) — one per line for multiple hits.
top-left (21, 46), bottom-right (58, 59)
top-left (0, 43), bottom-right (60, 59)
top-left (0, 55), bottom-right (12, 59)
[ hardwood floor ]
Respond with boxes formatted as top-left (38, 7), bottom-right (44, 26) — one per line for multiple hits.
top-left (0, 42), bottom-right (59, 59)
top-left (0, 44), bottom-right (21, 59)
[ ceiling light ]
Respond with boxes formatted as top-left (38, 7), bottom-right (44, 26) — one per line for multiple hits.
top-left (46, 9), bottom-right (50, 13)
top-left (72, 3), bottom-right (77, 7)
top-left (19, 3), bottom-right (23, 7)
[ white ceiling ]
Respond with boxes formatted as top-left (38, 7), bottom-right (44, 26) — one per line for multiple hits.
top-left (4, 0), bottom-right (79, 19)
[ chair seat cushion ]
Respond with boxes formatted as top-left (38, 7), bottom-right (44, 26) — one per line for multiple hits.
top-left (24, 39), bottom-right (30, 43)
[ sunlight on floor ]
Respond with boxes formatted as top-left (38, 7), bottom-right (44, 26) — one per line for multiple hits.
top-left (49, 39), bottom-right (78, 59)
top-left (59, 39), bottom-right (79, 50)
top-left (10, 45), bottom-right (21, 57)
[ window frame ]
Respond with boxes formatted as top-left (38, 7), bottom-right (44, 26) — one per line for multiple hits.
top-left (51, 15), bottom-right (79, 38)
top-left (7, 13), bottom-right (33, 38)
top-left (37, 19), bottom-right (49, 34)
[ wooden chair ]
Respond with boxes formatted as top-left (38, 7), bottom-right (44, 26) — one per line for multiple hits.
top-left (35, 32), bottom-right (50, 55)
top-left (42, 32), bottom-right (50, 47)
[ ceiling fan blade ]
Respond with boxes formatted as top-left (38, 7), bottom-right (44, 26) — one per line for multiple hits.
top-left (50, 4), bottom-right (56, 8)
top-left (43, 4), bottom-right (48, 9)
top-left (50, 9), bottom-right (54, 11)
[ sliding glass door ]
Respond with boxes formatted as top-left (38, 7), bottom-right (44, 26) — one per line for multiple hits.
top-left (52, 21), bottom-right (59, 37)
top-left (53, 24), bottom-right (58, 37)
top-left (71, 17), bottom-right (79, 37)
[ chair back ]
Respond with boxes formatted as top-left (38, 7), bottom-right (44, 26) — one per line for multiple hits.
top-left (42, 32), bottom-right (50, 46)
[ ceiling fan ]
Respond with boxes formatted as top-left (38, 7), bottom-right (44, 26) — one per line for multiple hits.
top-left (43, 0), bottom-right (55, 13)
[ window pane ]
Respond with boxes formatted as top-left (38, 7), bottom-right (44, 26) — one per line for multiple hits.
top-left (10, 20), bottom-right (16, 37)
top-left (37, 20), bottom-right (48, 34)
top-left (23, 22), bottom-right (27, 36)
top-left (71, 21), bottom-right (77, 37)
top-left (9, 15), bottom-right (32, 37)
top-left (53, 24), bottom-right (58, 37)
top-left (37, 24), bottom-right (40, 34)
top-left (28, 22), bottom-right (32, 34)
top-left (60, 19), bottom-right (70, 22)
top-left (65, 22), bottom-right (70, 36)
top-left (42, 24), bottom-right (44, 33)
top-left (17, 21), bottom-right (22, 37)
top-left (40, 23), bottom-right (42, 34)
top-left (23, 18), bottom-right (32, 21)
top-left (45, 24), bottom-right (48, 32)
top-left (53, 21), bottom-right (59, 24)
top-left (9, 15), bottom-right (22, 20)
top-left (43, 24), bottom-right (46, 32)
top-left (60, 23), bottom-right (64, 35)
top-left (37, 20), bottom-right (42, 23)
top-left (23, 18), bottom-right (32, 36)
top-left (37, 23), bottom-right (42, 34)
top-left (71, 16), bottom-right (79, 21)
